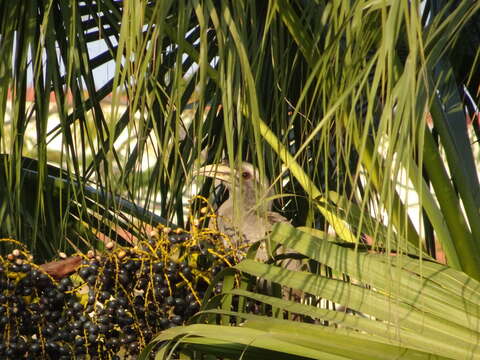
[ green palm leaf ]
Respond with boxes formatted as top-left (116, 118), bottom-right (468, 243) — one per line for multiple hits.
top-left (144, 224), bottom-right (480, 359)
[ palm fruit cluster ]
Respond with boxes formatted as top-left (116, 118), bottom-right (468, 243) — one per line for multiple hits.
top-left (0, 200), bottom-right (241, 359)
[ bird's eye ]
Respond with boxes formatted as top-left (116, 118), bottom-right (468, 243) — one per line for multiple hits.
top-left (241, 171), bottom-right (251, 179)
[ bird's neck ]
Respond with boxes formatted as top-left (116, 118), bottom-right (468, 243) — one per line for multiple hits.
top-left (217, 184), bottom-right (275, 244)
top-left (217, 178), bottom-right (274, 231)
top-left (228, 185), bottom-right (272, 214)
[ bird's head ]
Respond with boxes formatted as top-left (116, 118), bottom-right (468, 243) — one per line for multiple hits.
top-left (193, 161), bottom-right (273, 212)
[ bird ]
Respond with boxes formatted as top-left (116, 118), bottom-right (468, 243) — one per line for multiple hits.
top-left (193, 161), bottom-right (287, 259)
top-left (194, 161), bottom-right (304, 305)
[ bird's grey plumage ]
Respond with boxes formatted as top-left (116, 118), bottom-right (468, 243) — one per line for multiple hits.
top-left (195, 161), bottom-right (304, 305)
top-left (194, 161), bottom-right (287, 258)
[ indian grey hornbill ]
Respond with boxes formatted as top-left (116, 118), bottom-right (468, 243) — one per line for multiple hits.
top-left (194, 161), bottom-right (287, 258)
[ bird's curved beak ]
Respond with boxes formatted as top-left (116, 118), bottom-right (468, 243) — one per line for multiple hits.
top-left (192, 163), bottom-right (236, 184)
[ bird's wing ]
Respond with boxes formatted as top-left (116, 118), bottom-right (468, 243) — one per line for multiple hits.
top-left (267, 211), bottom-right (289, 225)
top-left (266, 211), bottom-right (303, 273)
